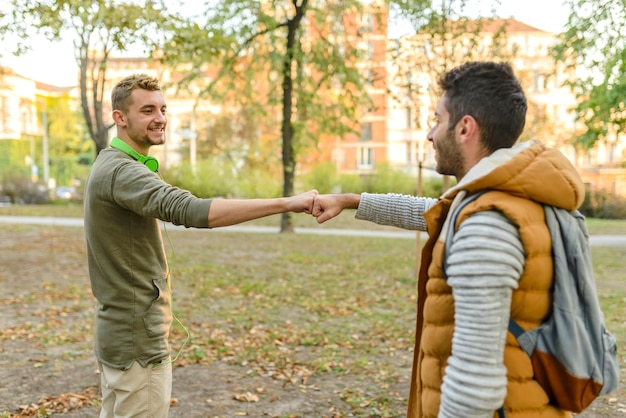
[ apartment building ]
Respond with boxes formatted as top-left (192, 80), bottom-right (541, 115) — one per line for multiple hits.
top-left (324, 4), bottom-right (389, 175)
top-left (0, 68), bottom-right (40, 141)
top-left (385, 18), bottom-right (579, 176)
top-left (0, 67), bottom-right (76, 186)
top-left (384, 18), bottom-right (625, 195)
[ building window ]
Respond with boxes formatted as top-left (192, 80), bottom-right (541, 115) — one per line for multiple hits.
top-left (19, 98), bottom-right (32, 134)
top-left (0, 96), bottom-right (7, 133)
top-left (359, 14), bottom-right (374, 33)
top-left (609, 142), bottom-right (616, 163)
top-left (533, 70), bottom-right (545, 92)
top-left (406, 106), bottom-right (412, 129)
top-left (360, 122), bottom-right (372, 142)
top-left (357, 146), bottom-right (374, 169)
top-left (367, 41), bottom-right (374, 60)
top-left (331, 15), bottom-right (344, 34)
top-left (405, 141), bottom-right (413, 164)
top-left (359, 41), bottom-right (375, 61)
top-left (362, 68), bottom-right (375, 88)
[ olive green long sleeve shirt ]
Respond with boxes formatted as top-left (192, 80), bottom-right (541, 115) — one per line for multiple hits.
top-left (84, 148), bottom-right (211, 370)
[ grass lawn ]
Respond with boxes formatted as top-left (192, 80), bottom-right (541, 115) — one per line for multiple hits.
top-left (0, 214), bottom-right (624, 416)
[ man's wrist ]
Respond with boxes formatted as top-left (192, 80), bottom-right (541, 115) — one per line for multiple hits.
top-left (343, 193), bottom-right (360, 209)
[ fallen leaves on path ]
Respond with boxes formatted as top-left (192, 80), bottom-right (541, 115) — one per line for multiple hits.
top-left (10, 386), bottom-right (98, 417)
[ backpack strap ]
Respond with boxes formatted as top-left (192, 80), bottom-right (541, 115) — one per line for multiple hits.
top-left (507, 318), bottom-right (525, 339)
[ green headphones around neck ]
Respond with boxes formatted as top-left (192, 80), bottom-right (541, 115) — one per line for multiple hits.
top-left (109, 137), bottom-right (159, 172)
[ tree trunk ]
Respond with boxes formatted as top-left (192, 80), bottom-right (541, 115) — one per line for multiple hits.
top-left (279, 0), bottom-right (307, 233)
top-left (79, 46), bottom-right (113, 156)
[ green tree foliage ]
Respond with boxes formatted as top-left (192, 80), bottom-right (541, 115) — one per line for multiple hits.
top-left (301, 162), bottom-right (340, 195)
top-left (388, 0), bottom-right (508, 131)
top-left (387, 0), bottom-right (504, 193)
top-left (0, 93), bottom-right (89, 193)
top-left (160, 0), bottom-right (387, 231)
top-left (554, 0), bottom-right (626, 150)
top-left (160, 0), bottom-right (437, 232)
top-left (4, 0), bottom-right (173, 155)
top-left (179, 107), bottom-right (280, 171)
top-left (43, 94), bottom-right (93, 186)
top-left (303, 160), bottom-right (446, 197)
top-left (0, 142), bottom-right (30, 185)
top-left (162, 156), bottom-right (283, 199)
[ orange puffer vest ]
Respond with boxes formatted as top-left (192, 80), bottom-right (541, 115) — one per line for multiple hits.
top-left (407, 191), bottom-right (571, 418)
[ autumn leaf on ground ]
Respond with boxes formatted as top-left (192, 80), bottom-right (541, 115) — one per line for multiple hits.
top-left (14, 386), bottom-right (98, 417)
top-left (233, 392), bottom-right (259, 402)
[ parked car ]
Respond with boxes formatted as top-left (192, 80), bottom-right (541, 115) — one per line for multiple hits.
top-left (55, 186), bottom-right (78, 200)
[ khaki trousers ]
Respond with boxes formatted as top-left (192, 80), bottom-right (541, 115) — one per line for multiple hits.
top-left (98, 359), bottom-right (172, 418)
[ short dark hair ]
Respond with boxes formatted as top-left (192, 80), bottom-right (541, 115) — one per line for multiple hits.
top-left (111, 74), bottom-right (161, 113)
top-left (438, 61), bottom-right (527, 151)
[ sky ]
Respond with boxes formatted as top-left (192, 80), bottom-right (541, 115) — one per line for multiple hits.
top-left (1, 0), bottom-right (570, 87)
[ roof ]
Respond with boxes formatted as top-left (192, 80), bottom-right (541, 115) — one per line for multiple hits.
top-left (480, 18), bottom-right (547, 33)
top-left (412, 17), bottom-right (549, 36)
top-left (35, 80), bottom-right (76, 92)
top-left (1, 65), bottom-right (76, 90)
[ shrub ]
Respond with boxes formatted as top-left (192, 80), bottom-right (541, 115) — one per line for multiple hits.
top-left (164, 159), bottom-right (453, 201)
top-left (237, 165), bottom-right (282, 198)
top-left (162, 158), bottom-right (238, 198)
top-left (301, 162), bottom-right (339, 194)
top-left (366, 162), bottom-right (416, 195)
top-left (163, 158), bottom-right (283, 199)
top-left (303, 162), bottom-right (451, 197)
top-left (1, 168), bottom-right (50, 204)
top-left (580, 188), bottom-right (626, 219)
top-left (338, 173), bottom-right (364, 194)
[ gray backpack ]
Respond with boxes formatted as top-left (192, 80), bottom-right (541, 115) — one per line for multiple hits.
top-left (444, 192), bottom-right (620, 413)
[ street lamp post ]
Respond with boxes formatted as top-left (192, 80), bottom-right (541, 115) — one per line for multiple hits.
top-left (177, 128), bottom-right (198, 175)
top-left (42, 109), bottom-right (49, 186)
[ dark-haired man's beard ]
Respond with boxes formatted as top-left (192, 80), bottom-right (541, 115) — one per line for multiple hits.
top-left (434, 129), bottom-right (464, 179)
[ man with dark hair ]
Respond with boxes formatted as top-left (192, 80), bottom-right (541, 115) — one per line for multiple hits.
top-left (312, 61), bottom-right (582, 417)
top-left (84, 73), bottom-right (317, 418)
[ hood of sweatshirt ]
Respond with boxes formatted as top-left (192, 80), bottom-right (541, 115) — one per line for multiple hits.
top-left (442, 140), bottom-right (585, 212)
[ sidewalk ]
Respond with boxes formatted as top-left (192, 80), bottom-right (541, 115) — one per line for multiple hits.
top-left (1, 215), bottom-right (626, 246)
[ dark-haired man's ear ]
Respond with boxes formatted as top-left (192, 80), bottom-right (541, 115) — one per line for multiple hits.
top-left (456, 115), bottom-right (479, 144)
